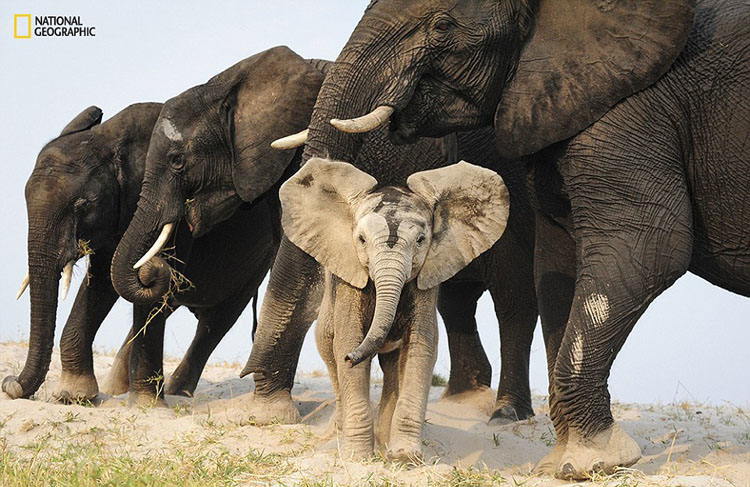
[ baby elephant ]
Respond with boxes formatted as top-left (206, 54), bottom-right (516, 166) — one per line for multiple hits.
top-left (280, 158), bottom-right (509, 461)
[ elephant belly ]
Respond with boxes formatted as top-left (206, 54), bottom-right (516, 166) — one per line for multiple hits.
top-left (177, 203), bottom-right (277, 306)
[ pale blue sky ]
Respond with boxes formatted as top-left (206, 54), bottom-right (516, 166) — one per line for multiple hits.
top-left (1, 1), bottom-right (748, 405)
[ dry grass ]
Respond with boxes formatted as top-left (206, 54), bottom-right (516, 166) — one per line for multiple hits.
top-left (0, 439), bottom-right (293, 487)
top-left (130, 250), bottom-right (195, 344)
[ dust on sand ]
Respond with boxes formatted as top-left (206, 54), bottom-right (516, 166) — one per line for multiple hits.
top-left (1, 342), bottom-right (748, 486)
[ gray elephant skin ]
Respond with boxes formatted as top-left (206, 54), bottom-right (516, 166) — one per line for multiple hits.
top-left (109, 46), bottom-right (540, 425)
top-left (266, 0), bottom-right (749, 479)
top-left (4, 103), bottom-right (277, 404)
top-left (281, 159), bottom-right (510, 460)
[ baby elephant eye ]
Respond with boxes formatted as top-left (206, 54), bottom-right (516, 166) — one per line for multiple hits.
top-left (358, 235), bottom-right (367, 245)
top-left (416, 234), bottom-right (426, 245)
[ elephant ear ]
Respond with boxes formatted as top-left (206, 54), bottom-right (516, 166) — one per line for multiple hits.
top-left (494, 0), bottom-right (695, 158)
top-left (408, 161), bottom-right (509, 290)
top-left (60, 106), bottom-right (103, 136)
top-left (279, 158), bottom-right (377, 289)
top-left (225, 46), bottom-right (325, 203)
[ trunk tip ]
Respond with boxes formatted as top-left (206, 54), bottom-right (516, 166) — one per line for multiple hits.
top-left (240, 363), bottom-right (265, 379)
top-left (344, 351), bottom-right (367, 368)
top-left (2, 375), bottom-right (25, 399)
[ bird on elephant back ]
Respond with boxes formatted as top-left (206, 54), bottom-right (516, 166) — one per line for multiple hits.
top-left (107, 46), bottom-right (543, 425)
top-left (264, 0), bottom-right (749, 480)
top-left (4, 102), bottom-right (279, 405)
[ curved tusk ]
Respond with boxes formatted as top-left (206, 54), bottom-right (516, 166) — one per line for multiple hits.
top-left (60, 261), bottom-right (74, 301)
top-left (16, 272), bottom-right (30, 300)
top-left (133, 223), bottom-right (174, 270)
top-left (331, 106), bottom-right (394, 134)
top-left (271, 129), bottom-right (309, 150)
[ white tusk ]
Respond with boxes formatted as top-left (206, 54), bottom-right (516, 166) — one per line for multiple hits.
top-left (271, 129), bottom-right (309, 150)
top-left (331, 106), bottom-right (395, 134)
top-left (133, 223), bottom-right (174, 270)
top-left (60, 261), bottom-right (74, 301)
top-left (16, 272), bottom-right (30, 300)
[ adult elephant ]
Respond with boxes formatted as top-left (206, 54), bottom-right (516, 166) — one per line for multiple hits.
top-left (110, 46), bottom-right (540, 424)
top-left (4, 103), bottom-right (276, 403)
top-left (262, 0), bottom-right (750, 479)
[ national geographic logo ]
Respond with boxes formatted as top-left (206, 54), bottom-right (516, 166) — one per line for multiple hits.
top-left (13, 14), bottom-right (96, 38)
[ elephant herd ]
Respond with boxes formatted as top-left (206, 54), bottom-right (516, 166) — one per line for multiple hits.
top-left (5, 0), bottom-right (749, 480)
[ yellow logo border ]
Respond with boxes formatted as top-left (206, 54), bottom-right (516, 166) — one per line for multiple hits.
top-left (14, 14), bottom-right (32, 39)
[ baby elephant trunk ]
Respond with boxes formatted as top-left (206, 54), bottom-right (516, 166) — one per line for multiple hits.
top-left (345, 247), bottom-right (410, 367)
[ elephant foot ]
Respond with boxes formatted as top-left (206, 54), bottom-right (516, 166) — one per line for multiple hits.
top-left (440, 386), bottom-right (495, 415)
top-left (533, 440), bottom-right (567, 475)
top-left (100, 360), bottom-right (129, 397)
top-left (488, 399), bottom-right (534, 426)
top-left (387, 438), bottom-right (423, 465)
top-left (556, 424), bottom-right (641, 480)
top-left (165, 378), bottom-right (196, 397)
top-left (246, 390), bottom-right (300, 425)
top-left (2, 376), bottom-right (25, 399)
top-left (128, 390), bottom-right (167, 408)
top-left (54, 371), bottom-right (99, 403)
top-left (341, 439), bottom-right (374, 461)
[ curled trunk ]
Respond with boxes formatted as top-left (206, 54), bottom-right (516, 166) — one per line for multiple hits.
top-left (110, 207), bottom-right (172, 305)
top-left (345, 248), bottom-right (409, 367)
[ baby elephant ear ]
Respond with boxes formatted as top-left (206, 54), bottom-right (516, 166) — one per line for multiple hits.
top-left (279, 158), bottom-right (378, 289)
top-left (407, 161), bottom-right (510, 290)
top-left (60, 106), bottom-right (103, 136)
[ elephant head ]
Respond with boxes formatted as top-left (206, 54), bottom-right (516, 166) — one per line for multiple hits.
top-left (6, 103), bottom-right (161, 399)
top-left (290, 0), bottom-right (694, 163)
top-left (279, 158), bottom-right (509, 366)
top-left (110, 46), bottom-right (324, 305)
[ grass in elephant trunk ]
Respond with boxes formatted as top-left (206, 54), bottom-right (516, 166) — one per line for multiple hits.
top-left (76, 239), bottom-right (95, 285)
top-left (129, 247), bottom-right (194, 343)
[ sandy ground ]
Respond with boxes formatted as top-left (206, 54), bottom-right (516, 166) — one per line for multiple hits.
top-left (1, 341), bottom-right (748, 486)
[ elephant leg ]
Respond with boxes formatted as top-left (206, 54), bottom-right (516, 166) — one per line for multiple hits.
top-left (332, 277), bottom-right (374, 459)
top-left (55, 249), bottom-right (120, 402)
top-left (437, 279), bottom-right (492, 397)
top-left (482, 245), bottom-right (538, 425)
top-left (532, 214), bottom-right (576, 474)
top-left (101, 327), bottom-right (133, 396)
top-left (241, 237), bottom-right (324, 425)
top-left (166, 278), bottom-right (261, 397)
top-left (375, 349), bottom-right (400, 448)
top-left (552, 129), bottom-right (693, 480)
top-left (128, 304), bottom-right (174, 407)
top-left (387, 289), bottom-right (439, 463)
top-left (315, 277), bottom-right (341, 435)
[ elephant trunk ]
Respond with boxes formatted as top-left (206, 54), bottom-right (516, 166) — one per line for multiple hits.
top-left (302, 13), bottom-right (420, 164)
top-left (110, 204), bottom-right (172, 305)
top-left (345, 245), bottom-right (410, 367)
top-left (3, 224), bottom-right (67, 399)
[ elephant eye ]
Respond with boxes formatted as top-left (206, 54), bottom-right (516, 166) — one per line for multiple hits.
top-left (416, 234), bottom-right (426, 245)
top-left (358, 235), bottom-right (366, 245)
top-left (170, 153), bottom-right (186, 172)
top-left (433, 19), bottom-right (454, 34)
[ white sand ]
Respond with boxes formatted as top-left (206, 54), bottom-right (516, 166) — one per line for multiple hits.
top-left (1, 341), bottom-right (748, 486)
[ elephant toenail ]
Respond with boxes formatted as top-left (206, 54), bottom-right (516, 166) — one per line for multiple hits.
top-left (560, 463), bottom-right (577, 478)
